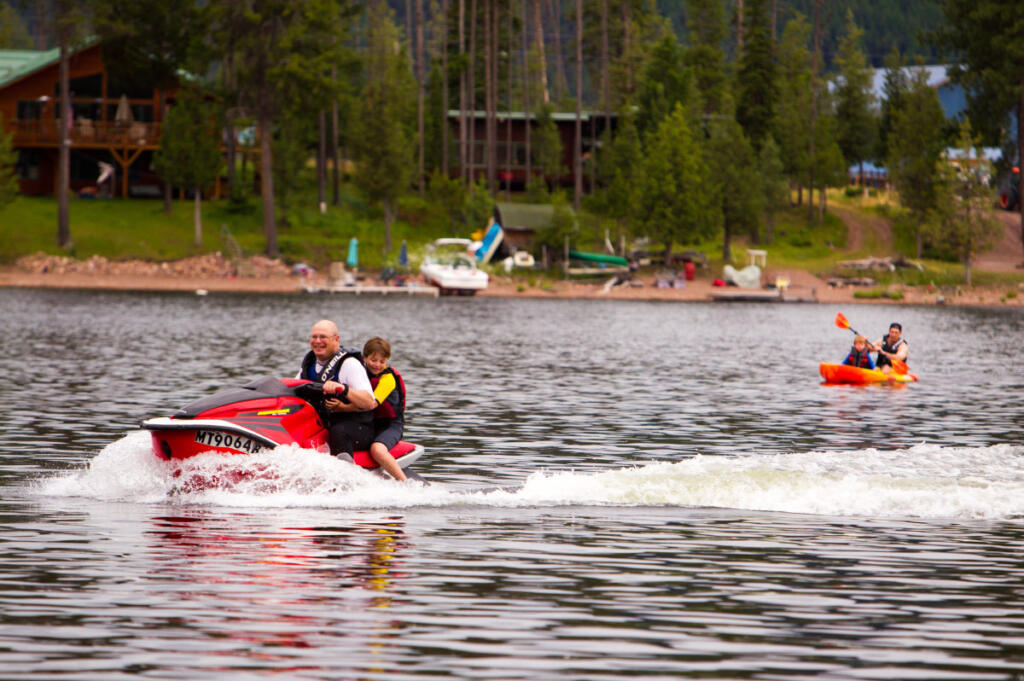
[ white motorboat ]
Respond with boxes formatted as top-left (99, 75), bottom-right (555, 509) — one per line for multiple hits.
top-left (420, 238), bottom-right (489, 295)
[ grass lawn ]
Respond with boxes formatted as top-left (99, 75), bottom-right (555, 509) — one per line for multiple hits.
top-left (0, 184), bottom-right (461, 269)
top-left (8, 181), bottom-right (1016, 292)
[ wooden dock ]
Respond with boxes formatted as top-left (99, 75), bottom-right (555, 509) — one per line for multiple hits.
top-left (709, 287), bottom-right (817, 303)
top-left (303, 283), bottom-right (440, 297)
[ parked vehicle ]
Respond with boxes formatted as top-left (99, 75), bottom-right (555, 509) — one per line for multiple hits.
top-left (999, 167), bottom-right (1020, 211)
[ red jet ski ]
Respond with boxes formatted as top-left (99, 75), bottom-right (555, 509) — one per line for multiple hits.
top-left (141, 376), bottom-right (424, 473)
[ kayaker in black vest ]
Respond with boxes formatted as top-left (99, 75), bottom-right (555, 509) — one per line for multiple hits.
top-left (297, 319), bottom-right (376, 457)
top-left (842, 335), bottom-right (876, 369)
top-left (871, 323), bottom-right (908, 374)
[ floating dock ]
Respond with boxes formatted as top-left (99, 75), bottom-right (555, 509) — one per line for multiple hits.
top-left (709, 287), bottom-right (817, 303)
top-left (303, 283), bottom-right (439, 297)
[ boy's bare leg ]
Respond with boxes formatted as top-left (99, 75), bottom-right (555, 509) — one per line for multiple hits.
top-left (370, 442), bottom-right (408, 481)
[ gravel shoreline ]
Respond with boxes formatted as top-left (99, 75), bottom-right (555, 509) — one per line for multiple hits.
top-left (3, 263), bottom-right (1022, 307)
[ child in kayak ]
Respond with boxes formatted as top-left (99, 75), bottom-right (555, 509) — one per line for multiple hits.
top-left (362, 337), bottom-right (408, 482)
top-left (842, 335), bottom-right (876, 370)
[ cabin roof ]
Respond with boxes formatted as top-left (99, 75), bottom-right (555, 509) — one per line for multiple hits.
top-left (0, 47), bottom-right (61, 89)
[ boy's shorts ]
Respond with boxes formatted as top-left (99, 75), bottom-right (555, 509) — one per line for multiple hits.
top-left (373, 419), bottom-right (404, 451)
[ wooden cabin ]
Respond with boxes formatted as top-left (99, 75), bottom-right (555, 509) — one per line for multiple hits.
top-left (447, 110), bottom-right (615, 191)
top-left (0, 40), bottom-right (174, 198)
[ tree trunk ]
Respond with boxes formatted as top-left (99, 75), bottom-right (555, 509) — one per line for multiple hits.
top-left (384, 200), bottom-right (394, 253)
top-left (601, 0), bottom-right (609, 135)
top-left (467, 0), bottom-right (477, 184)
top-left (416, 0), bottom-right (425, 195)
top-left (193, 188), bottom-right (202, 247)
top-left (332, 65), bottom-right (340, 205)
top-left (622, 1), bottom-right (632, 96)
top-left (484, 0), bottom-right (495, 194)
top-left (1018, 95), bottom-right (1024, 262)
top-left (226, 116), bottom-right (237, 201)
top-left (442, 0), bottom-right (450, 176)
top-left (505, 3), bottom-right (512, 199)
top-left (405, 0), bottom-right (413, 43)
top-left (161, 90), bottom-right (173, 214)
top-left (771, 0), bottom-right (777, 45)
top-left (533, 0), bottom-right (550, 104)
top-left (549, 0), bottom-right (569, 103)
top-left (523, 0), bottom-right (531, 187)
top-left (573, 0), bottom-right (582, 211)
top-left (458, 0), bottom-right (466, 180)
top-left (317, 109), bottom-right (326, 212)
top-left (259, 115), bottom-right (278, 257)
top-left (808, 0), bottom-right (822, 223)
top-left (57, 38), bottom-right (70, 249)
top-left (736, 0), bottom-right (744, 58)
top-left (224, 52), bottom-right (237, 203)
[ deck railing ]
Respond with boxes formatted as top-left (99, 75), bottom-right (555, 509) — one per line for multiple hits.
top-left (10, 119), bottom-right (163, 147)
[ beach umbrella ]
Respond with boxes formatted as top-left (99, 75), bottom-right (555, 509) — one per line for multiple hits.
top-left (398, 240), bottom-right (408, 268)
top-left (347, 237), bottom-right (359, 267)
top-left (115, 94), bottom-right (132, 124)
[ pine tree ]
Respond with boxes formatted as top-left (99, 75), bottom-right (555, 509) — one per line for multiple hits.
top-left (635, 34), bottom-right (690, 137)
top-left (875, 47), bottom-right (907, 165)
top-left (531, 102), bottom-right (564, 192)
top-left (834, 9), bottom-right (876, 186)
top-left (735, 0), bottom-right (776, 151)
top-left (596, 105), bottom-right (643, 227)
top-left (933, 0), bottom-right (1024, 258)
top-left (0, 113), bottom-right (17, 210)
top-left (152, 89), bottom-right (223, 246)
top-left (773, 13), bottom-right (813, 203)
top-left (637, 103), bottom-right (720, 262)
top-left (758, 135), bottom-right (787, 243)
top-left (931, 121), bottom-right (1003, 286)
top-left (683, 0), bottom-right (729, 117)
top-left (888, 67), bottom-right (947, 258)
top-left (351, 1), bottom-right (416, 253)
top-left (0, 3), bottom-right (33, 48)
top-left (706, 113), bottom-right (761, 255)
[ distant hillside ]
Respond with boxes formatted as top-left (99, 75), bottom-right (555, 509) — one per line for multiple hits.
top-left (657, 0), bottom-right (943, 69)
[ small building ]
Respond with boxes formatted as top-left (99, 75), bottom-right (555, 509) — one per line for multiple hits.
top-left (0, 40), bottom-right (175, 197)
top-left (446, 109), bottom-right (615, 190)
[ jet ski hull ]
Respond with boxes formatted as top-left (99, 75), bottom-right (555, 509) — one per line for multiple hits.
top-left (142, 377), bottom-right (424, 472)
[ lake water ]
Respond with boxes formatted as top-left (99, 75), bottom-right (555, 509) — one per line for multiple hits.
top-left (2, 287), bottom-right (1023, 680)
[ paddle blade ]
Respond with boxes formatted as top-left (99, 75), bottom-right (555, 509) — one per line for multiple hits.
top-left (892, 358), bottom-right (909, 375)
top-left (834, 312), bottom-right (850, 330)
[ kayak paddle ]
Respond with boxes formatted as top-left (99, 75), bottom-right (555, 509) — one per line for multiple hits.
top-left (834, 312), bottom-right (909, 374)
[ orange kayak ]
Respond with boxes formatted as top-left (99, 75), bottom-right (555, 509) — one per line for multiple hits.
top-left (819, 362), bottom-right (918, 384)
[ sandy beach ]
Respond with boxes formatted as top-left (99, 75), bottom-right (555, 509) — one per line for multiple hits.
top-left (5, 206), bottom-right (1023, 306)
top-left (2, 260), bottom-right (1022, 307)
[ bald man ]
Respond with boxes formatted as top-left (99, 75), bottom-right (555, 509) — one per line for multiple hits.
top-left (297, 319), bottom-right (376, 457)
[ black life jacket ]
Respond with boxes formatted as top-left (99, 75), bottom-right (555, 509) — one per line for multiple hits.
top-left (368, 367), bottom-right (406, 421)
top-left (844, 347), bottom-right (874, 369)
top-left (876, 337), bottom-right (907, 368)
top-left (299, 348), bottom-right (372, 423)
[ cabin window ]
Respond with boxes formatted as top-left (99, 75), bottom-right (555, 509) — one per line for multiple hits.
top-left (17, 100), bottom-right (42, 120)
top-left (16, 150), bottom-right (40, 180)
top-left (67, 73), bottom-right (103, 99)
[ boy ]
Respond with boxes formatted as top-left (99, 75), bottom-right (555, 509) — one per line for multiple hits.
top-left (362, 337), bottom-right (408, 481)
top-left (842, 335), bottom-right (876, 369)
